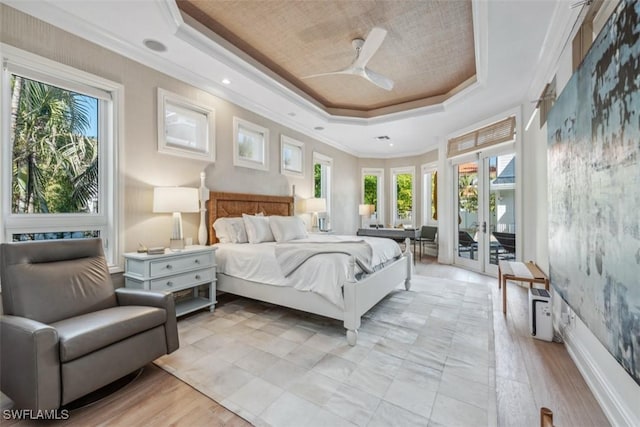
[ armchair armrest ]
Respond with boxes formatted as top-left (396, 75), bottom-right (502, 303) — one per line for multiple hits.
top-left (115, 288), bottom-right (179, 353)
top-left (1, 315), bottom-right (61, 410)
top-left (116, 288), bottom-right (174, 310)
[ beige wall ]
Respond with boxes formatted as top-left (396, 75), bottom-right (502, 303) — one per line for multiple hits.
top-left (0, 5), bottom-right (359, 257)
top-left (358, 149), bottom-right (438, 228)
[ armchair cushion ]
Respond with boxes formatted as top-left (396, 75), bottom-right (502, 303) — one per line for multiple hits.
top-left (52, 306), bottom-right (166, 363)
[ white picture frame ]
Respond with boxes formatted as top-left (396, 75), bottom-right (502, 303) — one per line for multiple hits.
top-left (157, 88), bottom-right (215, 162)
top-left (280, 135), bottom-right (304, 177)
top-left (233, 117), bottom-right (269, 171)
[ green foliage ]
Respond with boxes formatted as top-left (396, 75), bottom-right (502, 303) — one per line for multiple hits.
top-left (363, 175), bottom-right (377, 206)
top-left (458, 173), bottom-right (478, 213)
top-left (458, 172), bottom-right (496, 214)
top-left (314, 163), bottom-right (322, 198)
top-left (396, 173), bottom-right (412, 218)
top-left (11, 75), bottom-right (98, 214)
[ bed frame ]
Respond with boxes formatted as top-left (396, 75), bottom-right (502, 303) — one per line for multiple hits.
top-left (206, 191), bottom-right (412, 345)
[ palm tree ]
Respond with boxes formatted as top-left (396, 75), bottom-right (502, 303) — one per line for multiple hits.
top-left (11, 75), bottom-right (98, 214)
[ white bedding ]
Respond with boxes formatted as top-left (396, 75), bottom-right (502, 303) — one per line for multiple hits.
top-left (214, 234), bottom-right (402, 308)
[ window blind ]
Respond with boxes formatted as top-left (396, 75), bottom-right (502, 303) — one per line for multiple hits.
top-left (447, 116), bottom-right (516, 158)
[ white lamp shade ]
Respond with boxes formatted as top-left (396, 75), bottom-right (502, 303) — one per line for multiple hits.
top-left (359, 204), bottom-right (373, 215)
top-left (305, 198), bottom-right (326, 213)
top-left (153, 187), bottom-right (199, 213)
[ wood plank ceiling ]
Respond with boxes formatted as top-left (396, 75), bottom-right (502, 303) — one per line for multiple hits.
top-left (177, 0), bottom-right (476, 118)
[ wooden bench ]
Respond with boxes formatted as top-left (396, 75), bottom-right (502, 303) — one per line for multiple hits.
top-left (498, 261), bottom-right (549, 315)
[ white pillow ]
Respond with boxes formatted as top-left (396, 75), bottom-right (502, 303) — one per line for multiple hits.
top-left (213, 217), bottom-right (248, 243)
top-left (269, 216), bottom-right (308, 242)
top-left (242, 214), bottom-right (275, 244)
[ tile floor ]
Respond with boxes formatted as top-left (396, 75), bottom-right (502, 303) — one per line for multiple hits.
top-left (155, 274), bottom-right (496, 427)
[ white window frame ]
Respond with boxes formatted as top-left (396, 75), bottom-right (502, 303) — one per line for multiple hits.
top-left (421, 162), bottom-right (438, 226)
top-left (0, 44), bottom-right (123, 271)
top-left (361, 168), bottom-right (384, 226)
top-left (391, 166), bottom-right (416, 227)
top-left (312, 152), bottom-right (333, 224)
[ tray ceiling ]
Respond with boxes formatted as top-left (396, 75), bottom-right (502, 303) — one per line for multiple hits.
top-left (177, 0), bottom-right (476, 118)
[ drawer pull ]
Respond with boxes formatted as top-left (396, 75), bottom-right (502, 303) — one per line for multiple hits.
top-left (195, 275), bottom-right (201, 280)
top-left (166, 281), bottom-right (173, 287)
top-left (166, 264), bottom-right (173, 270)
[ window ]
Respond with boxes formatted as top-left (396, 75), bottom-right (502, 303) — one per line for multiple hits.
top-left (391, 166), bottom-right (415, 227)
top-left (1, 45), bottom-right (121, 268)
top-left (312, 152), bottom-right (332, 229)
top-left (421, 163), bottom-right (438, 225)
top-left (361, 168), bottom-right (384, 226)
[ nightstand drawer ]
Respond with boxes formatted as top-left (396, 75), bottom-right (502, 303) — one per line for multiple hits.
top-left (150, 268), bottom-right (214, 292)
top-left (149, 252), bottom-right (213, 277)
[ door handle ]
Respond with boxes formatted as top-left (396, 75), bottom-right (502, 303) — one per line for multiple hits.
top-left (482, 221), bottom-right (487, 233)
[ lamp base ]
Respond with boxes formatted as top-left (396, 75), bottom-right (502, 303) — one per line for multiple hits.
top-left (169, 238), bottom-right (185, 251)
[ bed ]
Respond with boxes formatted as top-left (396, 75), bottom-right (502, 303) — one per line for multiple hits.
top-left (206, 191), bottom-right (412, 345)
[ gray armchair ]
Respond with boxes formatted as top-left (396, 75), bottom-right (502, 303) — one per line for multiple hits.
top-left (0, 238), bottom-right (179, 410)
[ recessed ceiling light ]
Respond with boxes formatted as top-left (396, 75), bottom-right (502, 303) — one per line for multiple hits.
top-left (314, 126), bottom-right (324, 131)
top-left (221, 78), bottom-right (231, 85)
top-left (389, 143), bottom-right (394, 147)
top-left (143, 39), bottom-right (167, 52)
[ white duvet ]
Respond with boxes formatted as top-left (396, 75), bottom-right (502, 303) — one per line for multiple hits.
top-left (214, 234), bottom-right (402, 309)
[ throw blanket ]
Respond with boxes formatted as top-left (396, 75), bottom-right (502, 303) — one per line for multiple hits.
top-left (275, 241), bottom-right (374, 277)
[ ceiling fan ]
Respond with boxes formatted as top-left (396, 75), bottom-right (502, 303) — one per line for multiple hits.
top-left (302, 27), bottom-right (394, 91)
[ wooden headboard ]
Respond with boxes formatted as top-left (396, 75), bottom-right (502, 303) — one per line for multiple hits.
top-left (206, 191), bottom-right (294, 244)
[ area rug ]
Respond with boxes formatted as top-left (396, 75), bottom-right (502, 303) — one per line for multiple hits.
top-left (155, 275), bottom-right (497, 426)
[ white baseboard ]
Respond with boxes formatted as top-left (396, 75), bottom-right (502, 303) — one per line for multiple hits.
top-left (563, 318), bottom-right (640, 427)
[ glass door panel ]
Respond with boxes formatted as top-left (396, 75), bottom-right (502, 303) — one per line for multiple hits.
top-left (455, 151), bottom-right (517, 274)
top-left (456, 161), bottom-right (480, 265)
top-left (487, 153), bottom-right (516, 266)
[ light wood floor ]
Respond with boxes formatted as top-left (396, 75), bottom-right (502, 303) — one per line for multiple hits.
top-left (2, 259), bottom-right (610, 426)
top-left (415, 258), bottom-right (610, 427)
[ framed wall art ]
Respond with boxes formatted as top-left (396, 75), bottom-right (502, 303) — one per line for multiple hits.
top-left (233, 117), bottom-right (269, 171)
top-left (157, 88), bottom-right (215, 162)
top-left (280, 135), bottom-right (304, 177)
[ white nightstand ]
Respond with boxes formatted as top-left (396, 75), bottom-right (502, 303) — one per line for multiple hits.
top-left (123, 245), bottom-right (217, 317)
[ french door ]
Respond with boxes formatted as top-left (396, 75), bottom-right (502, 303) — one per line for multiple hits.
top-left (454, 150), bottom-right (516, 275)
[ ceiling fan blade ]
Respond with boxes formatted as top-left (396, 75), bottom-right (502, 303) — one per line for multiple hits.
top-left (364, 67), bottom-right (394, 91)
top-left (301, 68), bottom-right (356, 80)
top-left (353, 27), bottom-right (387, 68)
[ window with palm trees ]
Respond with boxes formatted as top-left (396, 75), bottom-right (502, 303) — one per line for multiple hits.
top-left (11, 75), bottom-right (99, 218)
top-left (2, 46), bottom-right (120, 265)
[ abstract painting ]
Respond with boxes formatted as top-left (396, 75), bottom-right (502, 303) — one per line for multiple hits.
top-left (547, 0), bottom-right (640, 385)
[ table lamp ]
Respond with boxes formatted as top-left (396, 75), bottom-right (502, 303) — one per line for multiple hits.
top-left (153, 187), bottom-right (199, 250)
top-left (305, 198), bottom-right (326, 232)
top-left (359, 204), bottom-right (374, 228)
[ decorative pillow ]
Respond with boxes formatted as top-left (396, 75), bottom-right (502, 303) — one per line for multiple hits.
top-left (269, 216), bottom-right (308, 242)
top-left (213, 217), bottom-right (248, 243)
top-left (242, 214), bottom-right (275, 244)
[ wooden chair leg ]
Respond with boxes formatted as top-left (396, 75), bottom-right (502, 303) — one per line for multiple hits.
top-left (540, 407), bottom-right (554, 427)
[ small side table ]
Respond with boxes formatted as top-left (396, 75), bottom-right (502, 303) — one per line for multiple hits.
top-left (498, 261), bottom-right (549, 315)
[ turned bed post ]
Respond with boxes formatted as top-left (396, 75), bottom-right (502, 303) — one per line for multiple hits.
top-left (343, 256), bottom-right (359, 346)
top-left (404, 237), bottom-right (412, 290)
